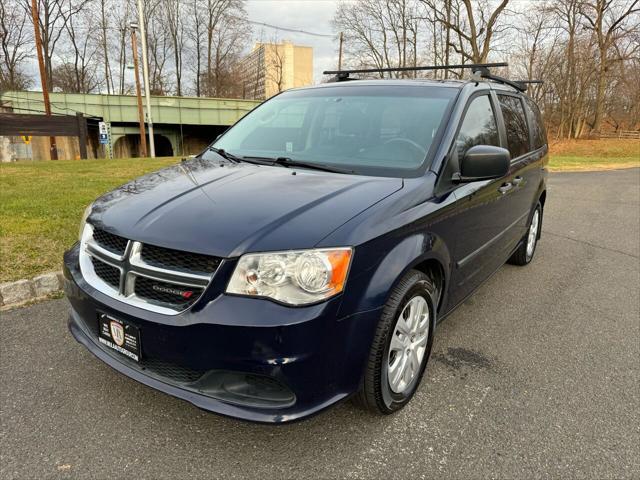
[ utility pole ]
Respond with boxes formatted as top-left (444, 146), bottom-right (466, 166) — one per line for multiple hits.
top-left (136, 0), bottom-right (155, 157)
top-left (130, 23), bottom-right (148, 158)
top-left (30, 0), bottom-right (58, 160)
top-left (338, 32), bottom-right (344, 71)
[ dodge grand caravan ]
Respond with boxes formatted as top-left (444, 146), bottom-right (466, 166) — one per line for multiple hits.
top-left (64, 64), bottom-right (548, 423)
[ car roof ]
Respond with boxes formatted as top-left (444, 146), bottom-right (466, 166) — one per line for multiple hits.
top-left (291, 78), bottom-right (523, 95)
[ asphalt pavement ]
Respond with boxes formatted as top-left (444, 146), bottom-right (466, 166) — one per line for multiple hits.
top-left (1, 168), bottom-right (639, 479)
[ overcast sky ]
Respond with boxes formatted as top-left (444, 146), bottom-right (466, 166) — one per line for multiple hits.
top-left (246, 0), bottom-right (341, 82)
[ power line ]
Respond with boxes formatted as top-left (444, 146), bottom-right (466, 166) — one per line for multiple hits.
top-left (245, 19), bottom-right (335, 38)
top-left (64, 17), bottom-right (336, 39)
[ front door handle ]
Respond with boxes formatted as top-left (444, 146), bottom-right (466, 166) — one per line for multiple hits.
top-left (498, 182), bottom-right (513, 194)
top-left (512, 176), bottom-right (523, 186)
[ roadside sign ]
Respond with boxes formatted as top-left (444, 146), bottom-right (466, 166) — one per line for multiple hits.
top-left (21, 135), bottom-right (32, 144)
top-left (98, 121), bottom-right (113, 159)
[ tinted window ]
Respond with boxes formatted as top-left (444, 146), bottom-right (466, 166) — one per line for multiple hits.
top-left (212, 86), bottom-right (457, 178)
top-left (524, 97), bottom-right (547, 149)
top-left (498, 95), bottom-right (530, 158)
top-left (456, 95), bottom-right (500, 157)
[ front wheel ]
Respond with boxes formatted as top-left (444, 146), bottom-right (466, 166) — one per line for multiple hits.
top-left (354, 270), bottom-right (436, 414)
top-left (509, 202), bottom-right (542, 266)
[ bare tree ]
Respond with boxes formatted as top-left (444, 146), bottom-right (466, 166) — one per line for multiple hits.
top-left (98, 0), bottom-right (114, 94)
top-left (187, 0), bottom-right (250, 97)
top-left (0, 0), bottom-right (33, 91)
top-left (115, 1), bottom-right (133, 94)
top-left (187, 0), bottom-right (204, 95)
top-left (143, 0), bottom-right (171, 95)
top-left (334, 0), bottom-right (421, 77)
top-left (164, 0), bottom-right (185, 95)
top-left (580, 0), bottom-right (640, 133)
top-left (510, 2), bottom-right (560, 103)
top-left (420, 0), bottom-right (510, 64)
top-left (546, 0), bottom-right (584, 138)
top-left (54, 0), bottom-right (99, 93)
top-left (22, 0), bottom-right (90, 91)
top-left (265, 37), bottom-right (286, 94)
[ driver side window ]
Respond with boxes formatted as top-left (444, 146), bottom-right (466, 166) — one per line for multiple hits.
top-left (456, 95), bottom-right (500, 158)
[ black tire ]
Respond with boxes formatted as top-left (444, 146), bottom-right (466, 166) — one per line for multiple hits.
top-left (354, 270), bottom-right (437, 414)
top-left (509, 201), bottom-right (542, 266)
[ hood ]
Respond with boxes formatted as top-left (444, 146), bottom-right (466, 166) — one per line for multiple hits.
top-left (89, 158), bottom-right (403, 257)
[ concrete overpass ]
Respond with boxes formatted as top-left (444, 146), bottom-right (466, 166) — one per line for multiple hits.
top-left (0, 91), bottom-right (260, 159)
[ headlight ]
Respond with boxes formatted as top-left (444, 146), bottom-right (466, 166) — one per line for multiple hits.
top-left (226, 248), bottom-right (353, 305)
top-left (78, 203), bottom-right (93, 240)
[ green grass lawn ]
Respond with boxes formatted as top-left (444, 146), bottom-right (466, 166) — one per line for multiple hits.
top-left (549, 139), bottom-right (639, 171)
top-left (1, 146), bottom-right (638, 283)
top-left (1, 157), bottom-right (178, 283)
top-left (548, 155), bottom-right (640, 171)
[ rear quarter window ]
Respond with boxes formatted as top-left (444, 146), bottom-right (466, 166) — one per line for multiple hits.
top-left (497, 94), bottom-right (530, 159)
top-left (524, 97), bottom-right (547, 150)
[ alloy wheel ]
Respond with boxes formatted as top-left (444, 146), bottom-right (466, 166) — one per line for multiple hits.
top-left (526, 209), bottom-right (540, 258)
top-left (387, 296), bottom-right (430, 394)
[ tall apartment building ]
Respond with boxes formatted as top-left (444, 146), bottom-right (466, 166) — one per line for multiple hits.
top-left (242, 41), bottom-right (313, 100)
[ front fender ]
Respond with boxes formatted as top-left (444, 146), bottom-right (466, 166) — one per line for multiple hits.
top-left (338, 231), bottom-right (451, 318)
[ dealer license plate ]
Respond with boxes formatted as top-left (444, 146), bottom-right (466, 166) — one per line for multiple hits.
top-left (97, 313), bottom-right (141, 362)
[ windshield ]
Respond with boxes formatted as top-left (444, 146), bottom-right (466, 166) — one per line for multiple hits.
top-left (210, 85), bottom-right (457, 177)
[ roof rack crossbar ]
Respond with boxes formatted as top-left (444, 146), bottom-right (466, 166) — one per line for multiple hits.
top-left (324, 63), bottom-right (509, 82)
top-left (323, 62), bottom-right (508, 77)
top-left (323, 62), bottom-right (536, 93)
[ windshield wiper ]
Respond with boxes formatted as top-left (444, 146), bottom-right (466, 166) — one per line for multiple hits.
top-left (206, 147), bottom-right (269, 166)
top-left (245, 156), bottom-right (354, 174)
top-left (206, 147), bottom-right (241, 163)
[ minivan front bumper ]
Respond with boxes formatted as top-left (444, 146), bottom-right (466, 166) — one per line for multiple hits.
top-left (63, 246), bottom-right (381, 423)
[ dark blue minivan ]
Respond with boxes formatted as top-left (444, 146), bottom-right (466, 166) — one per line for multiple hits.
top-left (64, 70), bottom-right (548, 423)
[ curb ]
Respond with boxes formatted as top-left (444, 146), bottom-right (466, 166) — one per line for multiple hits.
top-left (0, 272), bottom-right (64, 310)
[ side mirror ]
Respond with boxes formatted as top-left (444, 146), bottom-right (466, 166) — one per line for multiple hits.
top-left (453, 145), bottom-right (510, 183)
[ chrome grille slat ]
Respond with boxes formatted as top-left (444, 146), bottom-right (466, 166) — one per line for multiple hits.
top-left (91, 228), bottom-right (128, 256)
top-left (79, 224), bottom-right (221, 315)
top-left (86, 241), bottom-right (126, 262)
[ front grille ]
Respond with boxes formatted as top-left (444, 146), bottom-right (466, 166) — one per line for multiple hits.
top-left (91, 257), bottom-right (120, 289)
top-left (92, 228), bottom-right (128, 255)
top-left (80, 223), bottom-right (219, 314)
top-left (141, 243), bottom-right (221, 275)
top-left (134, 276), bottom-right (203, 309)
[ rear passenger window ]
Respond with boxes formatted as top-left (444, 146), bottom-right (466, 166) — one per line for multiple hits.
top-left (456, 95), bottom-right (500, 157)
top-left (498, 95), bottom-right (530, 158)
top-left (524, 97), bottom-right (547, 149)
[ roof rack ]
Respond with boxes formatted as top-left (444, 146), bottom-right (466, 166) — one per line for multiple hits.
top-left (323, 63), bottom-right (508, 82)
top-left (323, 62), bottom-right (535, 93)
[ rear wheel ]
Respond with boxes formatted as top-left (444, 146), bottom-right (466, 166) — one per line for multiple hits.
top-left (509, 202), bottom-right (542, 266)
top-left (354, 270), bottom-right (436, 414)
